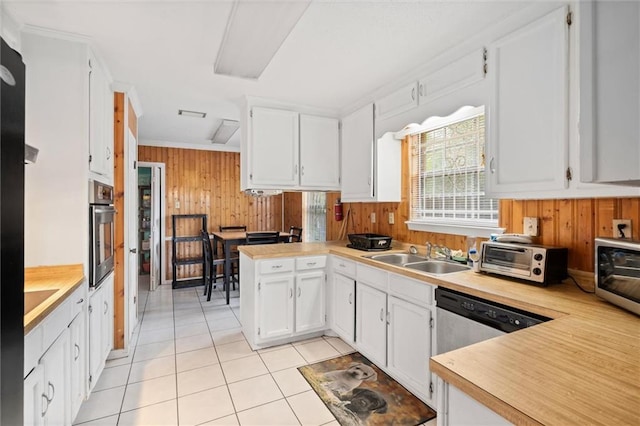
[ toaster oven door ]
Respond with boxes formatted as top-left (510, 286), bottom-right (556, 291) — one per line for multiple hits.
top-left (596, 245), bottom-right (640, 305)
top-left (481, 244), bottom-right (532, 278)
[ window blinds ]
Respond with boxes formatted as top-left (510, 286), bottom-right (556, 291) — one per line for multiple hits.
top-left (410, 108), bottom-right (498, 226)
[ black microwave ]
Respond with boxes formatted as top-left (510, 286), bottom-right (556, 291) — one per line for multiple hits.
top-left (595, 238), bottom-right (640, 316)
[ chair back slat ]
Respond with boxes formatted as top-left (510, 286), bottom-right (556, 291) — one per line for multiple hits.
top-left (245, 231), bottom-right (281, 245)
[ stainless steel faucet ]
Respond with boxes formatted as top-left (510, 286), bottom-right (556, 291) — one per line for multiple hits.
top-left (425, 241), bottom-right (432, 260)
top-left (433, 244), bottom-right (452, 260)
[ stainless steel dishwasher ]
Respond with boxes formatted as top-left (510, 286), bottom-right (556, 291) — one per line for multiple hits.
top-left (435, 287), bottom-right (549, 354)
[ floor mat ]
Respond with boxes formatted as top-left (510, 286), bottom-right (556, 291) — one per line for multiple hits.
top-left (298, 352), bottom-right (436, 426)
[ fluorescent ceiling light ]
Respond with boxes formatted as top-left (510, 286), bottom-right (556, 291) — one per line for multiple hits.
top-left (214, 0), bottom-right (311, 79)
top-left (211, 119), bottom-right (240, 144)
top-left (178, 109), bottom-right (207, 118)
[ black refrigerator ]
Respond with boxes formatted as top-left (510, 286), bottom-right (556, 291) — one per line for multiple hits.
top-left (0, 36), bottom-right (25, 425)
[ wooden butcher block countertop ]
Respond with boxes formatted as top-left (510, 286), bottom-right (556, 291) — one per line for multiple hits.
top-left (24, 264), bottom-right (85, 334)
top-left (239, 241), bottom-right (640, 425)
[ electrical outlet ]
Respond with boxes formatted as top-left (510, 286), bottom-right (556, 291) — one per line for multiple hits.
top-left (523, 217), bottom-right (539, 237)
top-left (175, 200), bottom-right (180, 209)
top-left (371, 212), bottom-right (376, 223)
top-left (612, 219), bottom-right (632, 239)
top-left (388, 212), bottom-right (395, 225)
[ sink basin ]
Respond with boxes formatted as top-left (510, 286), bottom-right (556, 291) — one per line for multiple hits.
top-left (25, 289), bottom-right (57, 315)
top-left (366, 253), bottom-right (426, 265)
top-left (404, 260), bottom-right (470, 274)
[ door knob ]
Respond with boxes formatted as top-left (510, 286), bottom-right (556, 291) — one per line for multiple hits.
top-left (130, 248), bottom-right (137, 254)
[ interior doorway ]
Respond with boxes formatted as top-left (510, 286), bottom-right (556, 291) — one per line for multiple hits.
top-left (137, 162), bottom-right (166, 292)
top-left (302, 192), bottom-right (327, 242)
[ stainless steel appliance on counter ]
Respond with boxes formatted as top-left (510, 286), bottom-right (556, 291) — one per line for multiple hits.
top-left (435, 287), bottom-right (550, 354)
top-left (595, 237), bottom-right (640, 316)
top-left (479, 241), bottom-right (568, 286)
top-left (89, 180), bottom-right (115, 287)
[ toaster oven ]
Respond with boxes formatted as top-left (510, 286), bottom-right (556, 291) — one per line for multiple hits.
top-left (595, 237), bottom-right (640, 316)
top-left (479, 241), bottom-right (568, 286)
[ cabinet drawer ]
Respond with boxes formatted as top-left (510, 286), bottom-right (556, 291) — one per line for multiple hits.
top-left (296, 256), bottom-right (326, 271)
top-left (388, 273), bottom-right (434, 307)
top-left (356, 263), bottom-right (388, 292)
top-left (259, 258), bottom-right (295, 274)
top-left (24, 326), bottom-right (43, 378)
top-left (332, 256), bottom-right (356, 277)
top-left (70, 284), bottom-right (87, 318)
top-left (42, 297), bottom-right (72, 352)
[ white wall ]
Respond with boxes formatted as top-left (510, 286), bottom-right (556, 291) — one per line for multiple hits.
top-left (0, 5), bottom-right (21, 52)
top-left (22, 32), bottom-right (89, 268)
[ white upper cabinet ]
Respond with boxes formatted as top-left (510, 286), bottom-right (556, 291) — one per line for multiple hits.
top-left (88, 51), bottom-right (114, 180)
top-left (249, 107), bottom-right (299, 188)
top-left (486, 5), bottom-right (570, 196)
top-left (375, 82), bottom-right (418, 121)
top-left (299, 114), bottom-right (340, 189)
top-left (341, 103), bottom-right (375, 201)
top-left (580, 0), bottom-right (640, 185)
top-left (245, 106), bottom-right (340, 190)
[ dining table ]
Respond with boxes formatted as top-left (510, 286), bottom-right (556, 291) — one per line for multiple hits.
top-left (211, 230), bottom-right (290, 304)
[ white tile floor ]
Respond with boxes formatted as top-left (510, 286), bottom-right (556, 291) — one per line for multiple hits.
top-left (75, 280), bottom-right (437, 426)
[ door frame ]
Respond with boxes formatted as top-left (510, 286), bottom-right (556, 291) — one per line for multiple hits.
top-left (138, 161), bottom-right (167, 286)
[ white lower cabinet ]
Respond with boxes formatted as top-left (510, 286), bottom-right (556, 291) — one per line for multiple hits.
top-left (437, 378), bottom-right (511, 426)
top-left (89, 273), bottom-right (113, 392)
top-left (242, 255), bottom-right (327, 349)
top-left (387, 296), bottom-right (432, 402)
top-left (24, 329), bottom-right (71, 426)
top-left (332, 272), bottom-right (356, 343)
top-left (356, 282), bottom-right (387, 367)
top-left (69, 312), bottom-right (86, 421)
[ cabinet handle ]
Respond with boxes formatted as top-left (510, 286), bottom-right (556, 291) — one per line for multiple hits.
top-left (104, 300), bottom-right (108, 314)
top-left (41, 393), bottom-right (49, 417)
top-left (297, 287), bottom-right (301, 297)
top-left (339, 263), bottom-right (345, 268)
top-left (367, 176), bottom-right (371, 186)
top-left (348, 293), bottom-right (353, 305)
top-left (306, 262), bottom-right (316, 267)
top-left (419, 83), bottom-right (424, 97)
top-left (74, 343), bottom-right (80, 361)
top-left (77, 298), bottom-right (84, 304)
top-left (272, 264), bottom-right (283, 269)
top-left (380, 308), bottom-right (384, 322)
top-left (295, 164), bottom-right (298, 175)
top-left (489, 157), bottom-right (496, 174)
top-left (289, 288), bottom-right (293, 298)
top-left (411, 87), bottom-right (416, 100)
top-left (47, 382), bottom-right (55, 403)
top-left (301, 165), bottom-right (305, 176)
top-left (106, 147), bottom-right (111, 160)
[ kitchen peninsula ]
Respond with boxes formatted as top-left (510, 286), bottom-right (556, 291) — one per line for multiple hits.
top-left (238, 241), bottom-right (640, 426)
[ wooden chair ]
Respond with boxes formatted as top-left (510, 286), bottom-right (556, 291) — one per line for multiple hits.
top-left (245, 231), bottom-right (281, 245)
top-left (288, 226), bottom-right (303, 243)
top-left (218, 225), bottom-right (245, 290)
top-left (201, 230), bottom-right (225, 301)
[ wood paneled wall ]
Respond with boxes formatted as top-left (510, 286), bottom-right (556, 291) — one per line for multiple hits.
top-left (137, 146), bottom-right (283, 280)
top-left (284, 192), bottom-right (303, 231)
top-left (323, 139), bottom-right (640, 273)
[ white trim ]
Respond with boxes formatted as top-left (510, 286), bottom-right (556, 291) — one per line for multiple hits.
top-left (139, 138), bottom-right (240, 153)
top-left (112, 82), bottom-right (144, 117)
top-left (406, 221), bottom-right (504, 238)
top-left (139, 161), bottom-right (167, 289)
top-left (21, 24), bottom-right (92, 43)
top-left (395, 105), bottom-right (484, 139)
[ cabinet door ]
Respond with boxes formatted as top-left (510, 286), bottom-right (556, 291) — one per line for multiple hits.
top-left (356, 282), bottom-right (387, 367)
top-left (375, 82), bottom-right (418, 121)
top-left (41, 329), bottom-right (71, 426)
top-left (333, 273), bottom-right (355, 342)
top-left (103, 78), bottom-right (114, 176)
top-left (580, 1), bottom-right (640, 184)
top-left (250, 107), bottom-right (299, 187)
top-left (69, 313), bottom-right (86, 421)
top-left (487, 6), bottom-right (569, 196)
top-left (101, 277), bottom-right (114, 360)
top-left (299, 114), bottom-right (340, 189)
top-left (258, 274), bottom-right (294, 341)
top-left (24, 364), bottom-right (45, 426)
top-left (88, 286), bottom-right (102, 391)
top-left (89, 54), bottom-right (106, 176)
top-left (387, 296), bottom-right (432, 403)
top-left (341, 103), bottom-right (374, 201)
top-left (295, 271), bottom-right (325, 334)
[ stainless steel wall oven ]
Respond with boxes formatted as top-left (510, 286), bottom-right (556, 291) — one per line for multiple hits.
top-left (89, 180), bottom-right (115, 287)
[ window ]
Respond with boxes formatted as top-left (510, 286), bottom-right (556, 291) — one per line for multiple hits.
top-left (303, 192), bottom-right (327, 242)
top-left (407, 105), bottom-right (500, 236)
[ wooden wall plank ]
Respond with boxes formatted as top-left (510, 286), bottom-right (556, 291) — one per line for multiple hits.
top-left (113, 93), bottom-right (125, 349)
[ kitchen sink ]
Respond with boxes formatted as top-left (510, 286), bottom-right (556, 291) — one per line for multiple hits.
top-left (404, 260), bottom-right (470, 274)
top-left (365, 253), bottom-right (426, 265)
top-left (25, 289), bottom-right (57, 315)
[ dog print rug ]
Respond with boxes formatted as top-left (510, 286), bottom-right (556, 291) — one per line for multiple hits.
top-left (298, 352), bottom-right (436, 426)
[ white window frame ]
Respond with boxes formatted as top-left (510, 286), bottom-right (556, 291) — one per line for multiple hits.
top-left (404, 105), bottom-right (504, 238)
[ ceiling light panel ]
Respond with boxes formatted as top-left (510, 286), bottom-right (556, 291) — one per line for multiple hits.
top-left (211, 119), bottom-right (240, 144)
top-left (214, 0), bottom-right (311, 79)
top-left (178, 109), bottom-right (207, 118)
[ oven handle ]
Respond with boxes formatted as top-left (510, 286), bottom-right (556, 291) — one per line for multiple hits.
top-left (92, 206), bottom-right (116, 215)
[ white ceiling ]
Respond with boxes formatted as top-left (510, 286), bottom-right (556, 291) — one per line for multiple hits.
top-left (4, 0), bottom-right (529, 150)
